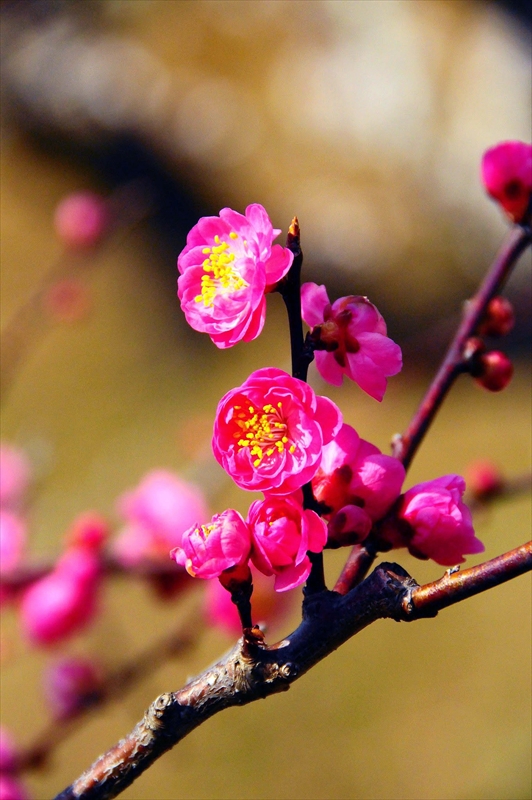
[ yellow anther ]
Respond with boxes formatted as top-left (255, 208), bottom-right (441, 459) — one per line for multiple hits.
top-left (229, 231), bottom-right (238, 239)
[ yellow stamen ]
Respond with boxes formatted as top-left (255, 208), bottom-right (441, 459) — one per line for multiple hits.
top-left (232, 402), bottom-right (293, 467)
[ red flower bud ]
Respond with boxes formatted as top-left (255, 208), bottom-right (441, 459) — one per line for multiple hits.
top-left (474, 351), bottom-right (513, 392)
top-left (465, 460), bottom-right (504, 500)
top-left (478, 297), bottom-right (515, 337)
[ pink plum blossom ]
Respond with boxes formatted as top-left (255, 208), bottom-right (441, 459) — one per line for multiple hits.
top-left (177, 204), bottom-right (293, 348)
top-left (54, 191), bottom-right (109, 249)
top-left (301, 283), bottom-right (402, 401)
top-left (20, 534), bottom-right (105, 647)
top-left (170, 509), bottom-right (251, 580)
top-left (481, 141), bottom-right (532, 223)
top-left (204, 566), bottom-right (295, 636)
top-left (213, 368), bottom-right (342, 495)
top-left (247, 495), bottom-right (327, 592)
top-left (0, 445), bottom-right (31, 510)
top-left (112, 470), bottom-right (209, 567)
top-left (43, 657), bottom-right (102, 719)
top-left (387, 475), bottom-right (484, 566)
top-left (312, 423), bottom-right (405, 544)
top-left (0, 511), bottom-right (27, 576)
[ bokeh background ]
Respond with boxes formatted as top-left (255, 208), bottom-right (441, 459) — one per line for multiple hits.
top-left (1, 1), bottom-right (531, 799)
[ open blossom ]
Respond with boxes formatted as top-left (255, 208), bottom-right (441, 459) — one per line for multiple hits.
top-left (312, 423), bottom-right (405, 543)
top-left (213, 368), bottom-right (342, 495)
top-left (20, 527), bottom-right (105, 646)
top-left (111, 470), bottom-right (209, 567)
top-left (383, 475), bottom-right (484, 566)
top-left (301, 283), bottom-right (402, 401)
top-left (178, 204), bottom-right (293, 348)
top-left (170, 509), bottom-right (251, 580)
top-left (248, 495), bottom-right (327, 592)
top-left (481, 141), bottom-right (532, 223)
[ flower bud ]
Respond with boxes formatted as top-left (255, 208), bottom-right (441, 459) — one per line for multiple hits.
top-left (54, 191), bottom-right (109, 249)
top-left (481, 141), bottom-right (532, 224)
top-left (465, 460), bottom-right (504, 500)
top-left (478, 297), bottom-right (515, 337)
top-left (326, 505), bottom-right (372, 548)
top-left (43, 657), bottom-right (103, 720)
top-left (473, 351), bottom-right (513, 392)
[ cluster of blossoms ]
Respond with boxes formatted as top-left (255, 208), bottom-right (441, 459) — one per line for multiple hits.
top-left (170, 146), bottom-right (532, 610)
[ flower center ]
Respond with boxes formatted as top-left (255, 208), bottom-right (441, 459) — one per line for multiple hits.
top-left (194, 233), bottom-right (249, 307)
top-left (233, 402), bottom-right (296, 467)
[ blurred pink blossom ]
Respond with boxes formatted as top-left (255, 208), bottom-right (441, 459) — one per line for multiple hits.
top-left (312, 424), bottom-right (405, 540)
top-left (20, 538), bottom-right (104, 647)
top-left (43, 279), bottom-right (92, 323)
top-left (0, 445), bottom-right (31, 510)
top-left (481, 141), bottom-right (532, 223)
top-left (0, 775), bottom-right (28, 800)
top-left (213, 368), bottom-right (342, 495)
top-left (248, 495), bottom-right (327, 591)
top-left (177, 204), bottom-right (293, 348)
top-left (385, 475), bottom-right (484, 566)
top-left (170, 509), bottom-right (251, 580)
top-left (54, 191), bottom-right (109, 249)
top-left (0, 511), bottom-right (27, 577)
top-left (301, 283), bottom-right (402, 401)
top-left (43, 657), bottom-right (102, 719)
top-left (112, 470), bottom-right (208, 568)
top-left (204, 566), bottom-right (295, 636)
top-left (0, 727), bottom-right (17, 773)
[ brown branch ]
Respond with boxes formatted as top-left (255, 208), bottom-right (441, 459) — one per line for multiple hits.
top-left (392, 225), bottom-right (531, 471)
top-left (53, 541), bottom-right (531, 800)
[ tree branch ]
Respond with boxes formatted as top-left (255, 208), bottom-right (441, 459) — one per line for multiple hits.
top-left (392, 225), bottom-right (531, 470)
top-left (54, 541), bottom-right (531, 800)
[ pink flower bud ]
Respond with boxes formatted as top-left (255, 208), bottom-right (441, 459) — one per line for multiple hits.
top-left (112, 470), bottom-right (209, 568)
top-left (326, 504), bottom-right (372, 548)
top-left (312, 424), bottom-right (405, 523)
top-left (385, 475), bottom-right (484, 566)
top-left (204, 567), bottom-right (295, 636)
top-left (477, 296), bottom-right (515, 338)
top-left (0, 445), bottom-right (31, 510)
top-left (248, 495), bottom-right (327, 592)
top-left (473, 350), bottom-right (513, 392)
top-left (0, 511), bottom-right (26, 576)
top-left (42, 279), bottom-right (92, 324)
top-left (20, 545), bottom-right (103, 647)
top-left (178, 204), bottom-right (293, 348)
top-left (481, 141), bottom-right (532, 224)
top-left (0, 775), bottom-right (28, 800)
top-left (54, 191), bottom-right (109, 249)
top-left (43, 657), bottom-right (103, 719)
top-left (213, 368), bottom-right (342, 495)
top-left (465, 460), bottom-right (504, 500)
top-left (301, 283), bottom-right (402, 401)
top-left (170, 509), bottom-right (251, 580)
top-left (66, 512), bottom-right (108, 551)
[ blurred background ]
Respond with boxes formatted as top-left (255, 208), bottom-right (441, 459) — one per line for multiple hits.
top-left (1, 1), bottom-right (531, 799)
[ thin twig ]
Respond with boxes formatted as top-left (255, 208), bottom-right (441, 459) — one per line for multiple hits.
top-left (392, 225), bottom-right (531, 471)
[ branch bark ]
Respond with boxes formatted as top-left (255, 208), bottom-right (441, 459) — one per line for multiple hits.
top-left (54, 541), bottom-right (532, 800)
